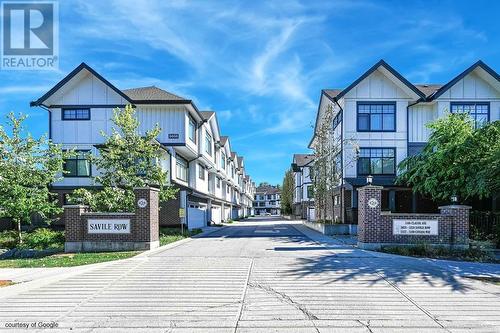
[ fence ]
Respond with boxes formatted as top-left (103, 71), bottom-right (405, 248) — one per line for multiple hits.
top-left (469, 211), bottom-right (499, 241)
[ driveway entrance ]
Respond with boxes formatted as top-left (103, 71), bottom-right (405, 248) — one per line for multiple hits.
top-left (0, 217), bottom-right (499, 332)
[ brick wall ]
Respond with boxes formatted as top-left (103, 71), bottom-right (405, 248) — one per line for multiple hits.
top-left (64, 187), bottom-right (160, 252)
top-left (160, 192), bottom-right (181, 226)
top-left (357, 185), bottom-right (470, 249)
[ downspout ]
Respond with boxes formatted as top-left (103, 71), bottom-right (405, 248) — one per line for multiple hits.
top-left (407, 99), bottom-right (422, 213)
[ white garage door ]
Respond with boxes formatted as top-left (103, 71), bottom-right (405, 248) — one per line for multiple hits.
top-left (188, 203), bottom-right (206, 230)
top-left (211, 206), bottom-right (221, 224)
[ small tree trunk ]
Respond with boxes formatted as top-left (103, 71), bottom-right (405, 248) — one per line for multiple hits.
top-left (15, 219), bottom-right (22, 244)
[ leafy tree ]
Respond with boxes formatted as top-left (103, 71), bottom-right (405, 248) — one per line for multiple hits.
top-left (280, 169), bottom-right (294, 215)
top-left (0, 112), bottom-right (67, 243)
top-left (312, 104), bottom-right (358, 222)
top-left (70, 105), bottom-right (177, 212)
top-left (397, 113), bottom-right (500, 202)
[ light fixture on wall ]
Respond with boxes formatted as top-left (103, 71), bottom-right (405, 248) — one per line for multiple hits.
top-left (366, 175), bottom-right (373, 185)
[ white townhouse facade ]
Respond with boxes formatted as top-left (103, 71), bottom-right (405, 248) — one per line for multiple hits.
top-left (31, 63), bottom-right (255, 229)
top-left (253, 185), bottom-right (281, 216)
top-left (291, 154), bottom-right (314, 220)
top-left (310, 60), bottom-right (500, 223)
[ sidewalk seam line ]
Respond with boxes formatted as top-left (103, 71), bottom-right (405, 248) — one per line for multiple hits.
top-left (234, 258), bottom-right (254, 333)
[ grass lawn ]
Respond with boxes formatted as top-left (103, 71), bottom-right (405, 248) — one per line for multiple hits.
top-left (159, 227), bottom-right (202, 246)
top-left (0, 251), bottom-right (140, 268)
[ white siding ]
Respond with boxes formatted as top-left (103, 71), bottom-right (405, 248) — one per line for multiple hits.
top-left (48, 71), bottom-right (127, 106)
top-left (342, 70), bottom-right (415, 178)
top-left (438, 71), bottom-right (500, 100)
top-left (408, 104), bottom-right (437, 142)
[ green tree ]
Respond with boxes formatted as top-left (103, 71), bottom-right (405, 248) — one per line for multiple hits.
top-left (397, 113), bottom-right (500, 202)
top-left (281, 169), bottom-right (294, 215)
top-left (0, 112), bottom-right (67, 243)
top-left (70, 105), bottom-right (177, 212)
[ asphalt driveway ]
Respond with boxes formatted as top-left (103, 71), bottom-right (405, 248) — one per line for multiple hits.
top-left (0, 217), bottom-right (499, 332)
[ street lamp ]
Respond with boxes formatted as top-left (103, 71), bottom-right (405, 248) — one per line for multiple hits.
top-left (451, 194), bottom-right (458, 204)
top-left (366, 175), bottom-right (373, 185)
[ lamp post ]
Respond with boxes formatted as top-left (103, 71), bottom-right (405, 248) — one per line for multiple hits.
top-left (366, 175), bottom-right (373, 185)
top-left (451, 194), bottom-right (458, 204)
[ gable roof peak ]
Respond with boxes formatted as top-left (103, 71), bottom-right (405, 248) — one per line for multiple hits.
top-left (428, 60), bottom-right (500, 100)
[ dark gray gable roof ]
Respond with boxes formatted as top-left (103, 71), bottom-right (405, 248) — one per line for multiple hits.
top-left (293, 153), bottom-right (314, 167)
top-left (331, 59), bottom-right (426, 101)
top-left (427, 60), bottom-right (500, 100)
top-left (199, 110), bottom-right (215, 120)
top-left (30, 62), bottom-right (133, 107)
top-left (256, 185), bottom-right (280, 195)
top-left (323, 89), bottom-right (343, 100)
top-left (219, 136), bottom-right (228, 146)
top-left (122, 86), bottom-right (188, 102)
top-left (414, 84), bottom-right (443, 98)
top-left (230, 152), bottom-right (237, 160)
top-left (237, 156), bottom-right (244, 168)
top-left (30, 63), bottom-right (195, 107)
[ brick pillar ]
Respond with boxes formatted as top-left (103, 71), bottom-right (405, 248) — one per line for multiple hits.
top-left (357, 185), bottom-right (383, 249)
top-left (134, 187), bottom-right (160, 247)
top-left (439, 205), bottom-right (471, 249)
top-left (63, 205), bottom-right (88, 252)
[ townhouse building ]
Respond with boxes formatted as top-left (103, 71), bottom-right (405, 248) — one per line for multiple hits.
top-left (253, 185), bottom-right (281, 216)
top-left (31, 63), bottom-right (255, 229)
top-left (291, 154), bottom-right (314, 220)
top-left (309, 60), bottom-right (500, 223)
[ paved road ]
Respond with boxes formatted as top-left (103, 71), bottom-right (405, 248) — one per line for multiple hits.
top-left (1, 218), bottom-right (500, 332)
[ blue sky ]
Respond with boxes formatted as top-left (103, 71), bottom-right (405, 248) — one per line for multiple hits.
top-left (1, 0), bottom-right (499, 185)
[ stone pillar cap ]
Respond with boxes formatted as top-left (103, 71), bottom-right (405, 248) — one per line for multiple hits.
top-left (133, 186), bottom-right (160, 192)
top-left (62, 204), bottom-right (88, 208)
top-left (358, 185), bottom-right (384, 190)
top-left (439, 205), bottom-right (472, 209)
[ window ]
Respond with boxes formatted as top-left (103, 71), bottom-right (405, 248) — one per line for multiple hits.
top-left (63, 150), bottom-right (91, 177)
top-left (451, 102), bottom-right (489, 129)
top-left (357, 102), bottom-right (395, 131)
top-left (216, 177), bottom-right (221, 188)
top-left (205, 131), bottom-right (212, 156)
top-left (358, 148), bottom-right (396, 175)
top-left (307, 185), bottom-right (314, 199)
top-left (188, 116), bottom-right (196, 143)
top-left (221, 152), bottom-right (226, 169)
top-left (176, 156), bottom-right (188, 182)
top-left (198, 164), bottom-right (205, 180)
top-left (62, 108), bottom-right (90, 120)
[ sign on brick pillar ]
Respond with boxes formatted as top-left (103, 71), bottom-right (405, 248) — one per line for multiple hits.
top-left (133, 187), bottom-right (160, 245)
top-left (439, 205), bottom-right (471, 248)
top-left (357, 185), bottom-right (383, 246)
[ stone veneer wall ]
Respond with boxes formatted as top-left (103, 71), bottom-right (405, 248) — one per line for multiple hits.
top-left (358, 185), bottom-right (470, 250)
top-left (64, 187), bottom-right (160, 252)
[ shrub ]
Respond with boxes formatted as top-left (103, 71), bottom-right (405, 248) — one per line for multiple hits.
top-left (0, 230), bottom-right (19, 249)
top-left (19, 228), bottom-right (65, 250)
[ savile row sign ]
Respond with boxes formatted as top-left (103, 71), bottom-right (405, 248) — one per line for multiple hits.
top-left (393, 219), bottom-right (438, 236)
top-left (88, 219), bottom-right (131, 234)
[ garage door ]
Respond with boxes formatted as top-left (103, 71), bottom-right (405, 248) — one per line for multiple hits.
top-left (211, 206), bottom-right (221, 224)
top-left (188, 203), bottom-right (206, 229)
